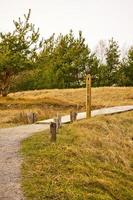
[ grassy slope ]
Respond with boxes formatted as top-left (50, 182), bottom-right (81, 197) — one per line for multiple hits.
top-left (21, 111), bottom-right (133, 200)
top-left (0, 87), bottom-right (133, 127)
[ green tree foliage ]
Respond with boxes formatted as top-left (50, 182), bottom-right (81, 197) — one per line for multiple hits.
top-left (104, 38), bottom-right (120, 86)
top-left (96, 64), bottom-right (109, 86)
top-left (125, 47), bottom-right (133, 85)
top-left (51, 30), bottom-right (90, 88)
top-left (37, 30), bottom-right (99, 88)
top-left (0, 9), bottom-right (42, 96)
top-left (117, 47), bottom-right (133, 86)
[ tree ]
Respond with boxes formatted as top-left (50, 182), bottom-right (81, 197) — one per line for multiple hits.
top-left (36, 30), bottom-right (100, 89)
top-left (105, 38), bottom-right (120, 86)
top-left (34, 34), bottom-right (57, 89)
top-left (51, 30), bottom-right (99, 88)
top-left (53, 30), bottom-right (90, 88)
top-left (0, 9), bottom-right (42, 96)
top-left (126, 47), bottom-right (133, 85)
top-left (117, 47), bottom-right (133, 86)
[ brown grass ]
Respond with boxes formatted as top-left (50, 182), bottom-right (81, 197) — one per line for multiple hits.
top-left (0, 87), bottom-right (133, 127)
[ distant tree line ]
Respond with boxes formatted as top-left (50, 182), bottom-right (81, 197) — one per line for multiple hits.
top-left (0, 10), bottom-right (133, 96)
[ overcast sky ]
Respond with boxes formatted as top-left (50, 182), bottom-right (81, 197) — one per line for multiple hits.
top-left (0, 0), bottom-right (133, 49)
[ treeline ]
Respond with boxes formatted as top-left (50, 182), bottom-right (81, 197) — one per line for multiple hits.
top-left (0, 10), bottom-right (133, 96)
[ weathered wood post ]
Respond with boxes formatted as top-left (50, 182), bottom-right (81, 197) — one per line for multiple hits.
top-left (57, 115), bottom-right (62, 128)
top-left (70, 111), bottom-right (73, 122)
top-left (32, 112), bottom-right (37, 123)
top-left (50, 122), bottom-right (57, 142)
top-left (70, 111), bottom-right (77, 122)
top-left (73, 111), bottom-right (77, 121)
top-left (86, 74), bottom-right (91, 118)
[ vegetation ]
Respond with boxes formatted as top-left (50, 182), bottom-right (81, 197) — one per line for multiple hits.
top-left (12, 34), bottom-right (133, 91)
top-left (0, 87), bottom-right (133, 127)
top-left (97, 38), bottom-right (120, 86)
top-left (0, 9), bottom-right (42, 96)
top-left (119, 47), bottom-right (133, 86)
top-left (0, 10), bottom-right (133, 96)
top-left (21, 111), bottom-right (133, 200)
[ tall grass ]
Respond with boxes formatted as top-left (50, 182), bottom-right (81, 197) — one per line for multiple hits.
top-left (0, 87), bottom-right (133, 127)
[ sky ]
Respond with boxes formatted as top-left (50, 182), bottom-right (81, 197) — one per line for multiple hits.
top-left (0, 0), bottom-right (133, 49)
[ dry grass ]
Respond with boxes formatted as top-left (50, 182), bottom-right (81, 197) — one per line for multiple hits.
top-left (21, 111), bottom-right (133, 200)
top-left (0, 87), bottom-right (133, 127)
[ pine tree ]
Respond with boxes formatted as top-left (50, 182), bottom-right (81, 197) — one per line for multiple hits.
top-left (105, 38), bottom-right (120, 86)
top-left (0, 9), bottom-right (42, 96)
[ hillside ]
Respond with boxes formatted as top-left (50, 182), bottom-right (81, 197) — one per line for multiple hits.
top-left (0, 87), bottom-right (133, 127)
top-left (21, 111), bottom-right (133, 200)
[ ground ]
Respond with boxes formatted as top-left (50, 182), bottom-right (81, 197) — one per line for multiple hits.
top-left (21, 111), bottom-right (133, 200)
top-left (0, 87), bottom-right (133, 127)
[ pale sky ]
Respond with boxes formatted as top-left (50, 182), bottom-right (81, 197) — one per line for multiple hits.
top-left (0, 0), bottom-right (133, 49)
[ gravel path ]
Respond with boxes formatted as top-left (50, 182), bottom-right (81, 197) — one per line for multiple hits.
top-left (0, 105), bottom-right (133, 200)
top-left (0, 124), bottom-right (49, 200)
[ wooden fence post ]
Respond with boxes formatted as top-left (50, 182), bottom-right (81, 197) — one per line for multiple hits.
top-left (70, 111), bottom-right (73, 122)
top-left (50, 122), bottom-right (56, 142)
top-left (32, 112), bottom-right (37, 123)
top-left (57, 115), bottom-right (62, 128)
top-left (70, 111), bottom-right (77, 122)
top-left (74, 111), bottom-right (77, 121)
top-left (86, 74), bottom-right (91, 118)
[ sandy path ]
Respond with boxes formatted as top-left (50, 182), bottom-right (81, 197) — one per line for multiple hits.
top-left (0, 124), bottom-right (49, 200)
